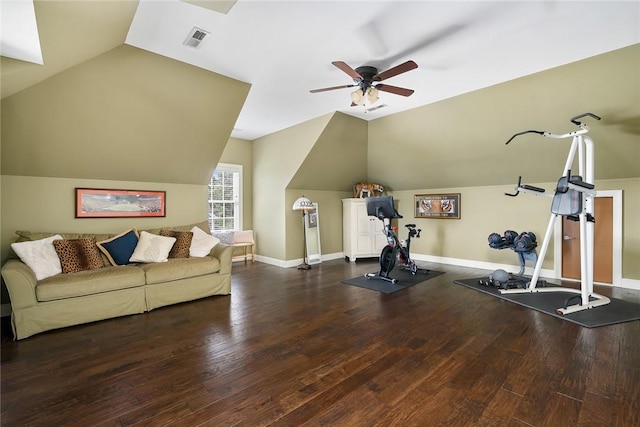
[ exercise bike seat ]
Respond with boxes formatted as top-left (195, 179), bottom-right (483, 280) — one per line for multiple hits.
top-left (405, 224), bottom-right (416, 228)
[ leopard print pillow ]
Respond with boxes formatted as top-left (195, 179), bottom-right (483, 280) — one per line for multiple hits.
top-left (159, 230), bottom-right (193, 258)
top-left (53, 237), bottom-right (105, 274)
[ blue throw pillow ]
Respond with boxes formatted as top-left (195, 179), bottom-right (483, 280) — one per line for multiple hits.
top-left (97, 229), bottom-right (139, 266)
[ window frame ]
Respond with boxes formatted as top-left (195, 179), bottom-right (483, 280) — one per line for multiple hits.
top-left (208, 163), bottom-right (243, 232)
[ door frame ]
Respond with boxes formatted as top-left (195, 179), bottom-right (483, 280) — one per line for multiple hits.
top-left (553, 190), bottom-right (622, 286)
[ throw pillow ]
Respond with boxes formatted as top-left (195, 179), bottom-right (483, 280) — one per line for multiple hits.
top-left (53, 238), bottom-right (105, 274)
top-left (11, 235), bottom-right (64, 280)
top-left (189, 226), bottom-right (219, 257)
top-left (129, 231), bottom-right (176, 263)
top-left (159, 230), bottom-right (193, 258)
top-left (97, 229), bottom-right (140, 266)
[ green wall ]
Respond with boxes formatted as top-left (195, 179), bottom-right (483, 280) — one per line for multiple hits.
top-left (219, 137), bottom-right (254, 232)
top-left (0, 44), bottom-right (250, 304)
top-left (2, 40), bottom-right (638, 299)
top-left (368, 44), bottom-right (639, 191)
top-left (262, 45), bottom-right (639, 282)
top-left (252, 114), bottom-right (333, 261)
top-left (1, 45), bottom-right (250, 184)
top-left (391, 178), bottom-right (639, 280)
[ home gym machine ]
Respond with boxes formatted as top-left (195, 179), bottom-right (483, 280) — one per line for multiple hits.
top-left (363, 195), bottom-right (429, 284)
top-left (500, 113), bottom-right (610, 315)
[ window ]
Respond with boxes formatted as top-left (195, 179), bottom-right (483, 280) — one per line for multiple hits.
top-left (208, 163), bottom-right (242, 232)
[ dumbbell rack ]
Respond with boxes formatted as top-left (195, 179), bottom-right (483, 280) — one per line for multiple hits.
top-left (493, 246), bottom-right (537, 277)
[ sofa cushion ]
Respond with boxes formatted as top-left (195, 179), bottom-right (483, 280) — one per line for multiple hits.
top-left (36, 265), bottom-right (145, 302)
top-left (190, 226), bottom-right (220, 257)
top-left (144, 220), bottom-right (210, 236)
top-left (97, 229), bottom-right (139, 266)
top-left (129, 231), bottom-right (175, 263)
top-left (11, 235), bottom-right (64, 280)
top-left (140, 257), bottom-right (221, 285)
top-left (159, 230), bottom-right (193, 258)
top-left (53, 238), bottom-right (105, 274)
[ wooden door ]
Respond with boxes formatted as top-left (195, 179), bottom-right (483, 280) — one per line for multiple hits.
top-left (561, 197), bottom-right (613, 283)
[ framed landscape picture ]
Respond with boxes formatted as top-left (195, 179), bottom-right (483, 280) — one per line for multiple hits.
top-left (76, 188), bottom-right (166, 218)
top-left (415, 193), bottom-right (460, 219)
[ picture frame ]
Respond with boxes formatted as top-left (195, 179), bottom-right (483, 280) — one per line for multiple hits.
top-left (75, 188), bottom-right (166, 218)
top-left (415, 193), bottom-right (460, 219)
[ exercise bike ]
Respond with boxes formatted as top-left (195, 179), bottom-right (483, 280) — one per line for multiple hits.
top-left (363, 196), bottom-right (429, 284)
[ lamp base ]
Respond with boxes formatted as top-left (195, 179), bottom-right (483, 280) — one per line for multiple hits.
top-left (297, 262), bottom-right (312, 270)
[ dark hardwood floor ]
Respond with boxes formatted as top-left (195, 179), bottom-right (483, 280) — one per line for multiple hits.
top-left (1, 259), bottom-right (639, 426)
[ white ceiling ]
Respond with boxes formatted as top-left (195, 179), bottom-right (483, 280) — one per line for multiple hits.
top-left (0, 0), bottom-right (42, 64)
top-left (4, 1), bottom-right (640, 141)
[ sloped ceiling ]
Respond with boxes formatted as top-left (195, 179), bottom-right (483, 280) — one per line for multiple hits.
top-left (1, 1), bottom-right (139, 99)
top-left (2, 1), bottom-right (639, 141)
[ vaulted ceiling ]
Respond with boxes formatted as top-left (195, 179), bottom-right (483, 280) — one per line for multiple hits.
top-left (2, 1), bottom-right (639, 141)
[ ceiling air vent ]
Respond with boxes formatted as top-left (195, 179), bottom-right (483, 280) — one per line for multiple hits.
top-left (183, 27), bottom-right (210, 49)
top-left (366, 104), bottom-right (388, 113)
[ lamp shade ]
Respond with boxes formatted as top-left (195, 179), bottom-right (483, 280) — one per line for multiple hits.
top-left (350, 89), bottom-right (364, 106)
top-left (367, 87), bottom-right (379, 104)
top-left (293, 196), bottom-right (314, 211)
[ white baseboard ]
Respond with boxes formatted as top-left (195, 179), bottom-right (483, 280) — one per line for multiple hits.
top-left (252, 252), bottom-right (640, 291)
top-left (322, 252), bottom-right (346, 262)
top-left (410, 253), bottom-right (555, 279)
top-left (255, 252), bottom-right (344, 268)
top-left (620, 278), bottom-right (640, 290)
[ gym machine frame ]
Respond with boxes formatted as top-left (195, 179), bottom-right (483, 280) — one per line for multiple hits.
top-left (501, 113), bottom-right (610, 315)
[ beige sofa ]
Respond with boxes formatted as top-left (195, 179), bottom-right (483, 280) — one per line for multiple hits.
top-left (1, 221), bottom-right (233, 340)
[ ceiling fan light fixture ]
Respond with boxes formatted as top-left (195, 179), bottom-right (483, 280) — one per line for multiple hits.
top-left (350, 89), bottom-right (364, 106)
top-left (367, 87), bottom-right (379, 104)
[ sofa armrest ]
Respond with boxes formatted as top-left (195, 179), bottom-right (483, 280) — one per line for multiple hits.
top-left (210, 243), bottom-right (234, 275)
top-left (1, 259), bottom-right (39, 309)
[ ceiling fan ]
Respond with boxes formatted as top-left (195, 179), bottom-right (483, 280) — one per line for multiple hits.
top-left (310, 60), bottom-right (418, 106)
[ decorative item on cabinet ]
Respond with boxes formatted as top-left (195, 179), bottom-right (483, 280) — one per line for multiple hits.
top-left (353, 182), bottom-right (384, 198)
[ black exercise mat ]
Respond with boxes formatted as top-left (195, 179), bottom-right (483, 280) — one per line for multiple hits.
top-left (342, 268), bottom-right (445, 294)
top-left (454, 277), bottom-right (640, 328)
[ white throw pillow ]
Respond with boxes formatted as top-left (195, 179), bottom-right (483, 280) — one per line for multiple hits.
top-left (189, 226), bottom-right (219, 257)
top-left (11, 235), bottom-right (64, 280)
top-left (129, 231), bottom-right (176, 263)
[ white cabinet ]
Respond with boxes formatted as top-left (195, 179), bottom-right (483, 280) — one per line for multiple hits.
top-left (342, 198), bottom-right (388, 262)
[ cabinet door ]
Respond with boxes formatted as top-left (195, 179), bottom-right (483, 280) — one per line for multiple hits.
top-left (355, 202), bottom-right (375, 254)
top-left (370, 220), bottom-right (388, 253)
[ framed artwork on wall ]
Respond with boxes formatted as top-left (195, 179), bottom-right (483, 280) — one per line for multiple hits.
top-left (415, 193), bottom-right (460, 219)
top-left (75, 188), bottom-right (166, 218)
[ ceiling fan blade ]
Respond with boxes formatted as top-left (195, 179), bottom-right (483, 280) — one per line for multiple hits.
top-left (332, 61), bottom-right (363, 80)
top-left (310, 84), bottom-right (356, 93)
top-left (375, 84), bottom-right (414, 97)
top-left (373, 60), bottom-right (418, 81)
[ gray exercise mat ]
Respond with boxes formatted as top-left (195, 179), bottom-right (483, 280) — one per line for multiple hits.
top-left (342, 268), bottom-right (445, 294)
top-left (454, 277), bottom-right (640, 328)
